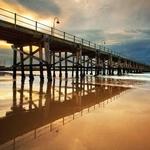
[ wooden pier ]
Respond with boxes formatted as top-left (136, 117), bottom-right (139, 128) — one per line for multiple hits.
top-left (0, 8), bottom-right (150, 81)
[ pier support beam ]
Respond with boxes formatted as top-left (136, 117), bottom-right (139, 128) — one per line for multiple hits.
top-left (72, 54), bottom-right (75, 77)
top-left (39, 45), bottom-right (44, 81)
top-left (44, 35), bottom-right (52, 82)
top-left (76, 51), bottom-right (79, 78)
top-left (29, 45), bottom-right (34, 81)
top-left (117, 58), bottom-right (122, 76)
top-left (95, 52), bottom-right (100, 76)
top-left (65, 51), bottom-right (68, 78)
top-left (86, 58), bottom-right (89, 75)
top-left (20, 46), bottom-right (25, 80)
top-left (111, 66), bottom-right (114, 75)
top-left (102, 59), bottom-right (106, 75)
top-left (108, 55), bottom-right (112, 75)
top-left (76, 45), bottom-right (82, 79)
top-left (64, 79), bottom-right (68, 101)
top-left (13, 45), bottom-right (17, 80)
top-left (80, 56), bottom-right (83, 78)
top-left (117, 68), bottom-right (122, 76)
top-left (82, 55), bottom-right (86, 77)
top-left (123, 68), bottom-right (126, 74)
top-left (53, 51), bottom-right (56, 77)
top-left (59, 52), bottom-right (62, 78)
top-left (90, 58), bottom-right (93, 75)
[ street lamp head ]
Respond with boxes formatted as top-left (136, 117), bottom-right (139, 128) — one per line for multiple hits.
top-left (56, 20), bottom-right (60, 24)
top-left (53, 17), bottom-right (60, 28)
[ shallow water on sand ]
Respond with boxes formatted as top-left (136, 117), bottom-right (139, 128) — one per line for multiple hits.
top-left (0, 72), bottom-right (150, 150)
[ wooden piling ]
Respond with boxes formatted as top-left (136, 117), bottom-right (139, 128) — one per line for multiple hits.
top-left (65, 51), bottom-right (68, 78)
top-left (102, 59), bottom-right (106, 75)
top-left (83, 55), bottom-right (86, 77)
top-left (20, 46), bottom-right (25, 80)
top-left (39, 45), bottom-right (44, 81)
top-left (29, 45), bottom-right (34, 81)
top-left (86, 58), bottom-right (89, 74)
top-left (90, 58), bottom-right (93, 75)
top-left (53, 51), bottom-right (56, 77)
top-left (76, 51), bottom-right (79, 78)
top-left (80, 56), bottom-right (83, 78)
top-left (117, 58), bottom-right (122, 76)
top-left (72, 54), bottom-right (75, 77)
top-left (108, 55), bottom-right (112, 75)
top-left (44, 35), bottom-right (52, 82)
top-left (13, 46), bottom-right (17, 80)
top-left (95, 52), bottom-right (100, 76)
top-left (64, 79), bottom-right (68, 101)
top-left (59, 52), bottom-right (62, 78)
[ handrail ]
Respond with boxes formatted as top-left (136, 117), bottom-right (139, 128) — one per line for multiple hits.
top-left (0, 8), bottom-right (144, 64)
top-left (0, 7), bottom-right (14, 14)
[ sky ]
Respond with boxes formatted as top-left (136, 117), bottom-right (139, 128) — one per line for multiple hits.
top-left (0, 0), bottom-right (150, 65)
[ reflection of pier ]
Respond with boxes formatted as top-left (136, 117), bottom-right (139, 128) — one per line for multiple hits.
top-left (0, 77), bottom-right (129, 147)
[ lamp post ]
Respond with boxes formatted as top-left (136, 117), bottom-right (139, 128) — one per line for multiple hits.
top-left (52, 17), bottom-right (60, 36)
top-left (53, 17), bottom-right (60, 28)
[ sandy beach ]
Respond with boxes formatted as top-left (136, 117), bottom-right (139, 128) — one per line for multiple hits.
top-left (18, 87), bottom-right (150, 150)
top-left (0, 73), bottom-right (150, 150)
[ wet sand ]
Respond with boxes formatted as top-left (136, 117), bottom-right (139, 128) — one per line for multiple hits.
top-left (18, 89), bottom-right (150, 150)
top-left (0, 74), bottom-right (150, 150)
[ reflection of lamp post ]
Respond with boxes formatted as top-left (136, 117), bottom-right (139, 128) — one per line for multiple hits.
top-left (52, 17), bottom-right (60, 36)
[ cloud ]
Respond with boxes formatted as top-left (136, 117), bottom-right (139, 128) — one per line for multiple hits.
top-left (2, 0), bottom-right (150, 30)
top-left (66, 29), bottom-right (105, 42)
top-left (108, 38), bottom-right (150, 64)
top-left (4, 0), bottom-right (61, 16)
top-left (0, 0), bottom-right (150, 64)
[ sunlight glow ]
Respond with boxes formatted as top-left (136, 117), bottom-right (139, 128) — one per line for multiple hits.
top-left (74, 0), bottom-right (80, 3)
top-left (0, 41), bottom-right (11, 50)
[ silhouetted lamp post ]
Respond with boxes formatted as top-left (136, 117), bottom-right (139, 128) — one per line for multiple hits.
top-left (53, 17), bottom-right (60, 28)
top-left (51, 17), bottom-right (60, 36)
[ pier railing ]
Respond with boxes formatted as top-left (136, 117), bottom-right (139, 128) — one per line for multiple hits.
top-left (0, 8), bottom-right (117, 51)
top-left (0, 8), bottom-right (130, 59)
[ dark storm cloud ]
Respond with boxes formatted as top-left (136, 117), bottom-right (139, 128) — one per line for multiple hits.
top-left (109, 39), bottom-right (150, 64)
top-left (5, 0), bottom-right (61, 15)
top-left (72, 28), bottom-right (150, 64)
